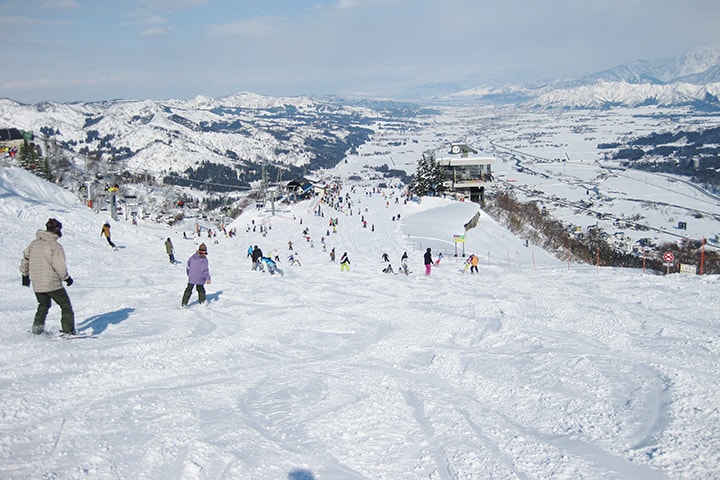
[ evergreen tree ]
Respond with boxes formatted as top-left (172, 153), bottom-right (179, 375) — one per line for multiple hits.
top-left (410, 152), bottom-right (447, 197)
top-left (17, 139), bottom-right (38, 170)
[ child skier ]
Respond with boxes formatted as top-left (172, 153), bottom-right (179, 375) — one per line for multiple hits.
top-left (181, 243), bottom-right (211, 306)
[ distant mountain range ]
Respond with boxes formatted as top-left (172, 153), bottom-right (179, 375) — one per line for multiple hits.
top-left (438, 47), bottom-right (720, 109)
top-left (2, 48), bottom-right (720, 188)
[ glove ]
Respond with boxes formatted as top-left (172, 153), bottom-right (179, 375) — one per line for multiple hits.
top-left (65, 276), bottom-right (74, 287)
top-left (22, 275), bottom-right (30, 287)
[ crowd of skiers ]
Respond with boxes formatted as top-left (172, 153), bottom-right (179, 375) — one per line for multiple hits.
top-left (19, 181), bottom-right (485, 335)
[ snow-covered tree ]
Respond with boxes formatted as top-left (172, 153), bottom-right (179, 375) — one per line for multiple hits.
top-left (410, 151), bottom-right (447, 197)
top-left (17, 139), bottom-right (41, 172)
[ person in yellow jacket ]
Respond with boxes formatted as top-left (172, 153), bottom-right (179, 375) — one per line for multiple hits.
top-left (20, 218), bottom-right (76, 335)
top-left (101, 222), bottom-right (117, 250)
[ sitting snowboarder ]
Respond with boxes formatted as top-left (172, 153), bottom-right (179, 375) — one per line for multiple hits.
top-left (261, 256), bottom-right (284, 276)
top-left (382, 263), bottom-right (394, 274)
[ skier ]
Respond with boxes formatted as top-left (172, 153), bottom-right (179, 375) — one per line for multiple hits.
top-left (469, 254), bottom-right (479, 274)
top-left (165, 237), bottom-right (175, 264)
top-left (181, 243), bottom-right (211, 307)
top-left (329, 247), bottom-right (336, 262)
top-left (101, 222), bottom-right (117, 250)
top-left (20, 218), bottom-right (76, 335)
top-left (399, 252), bottom-right (411, 276)
top-left (251, 245), bottom-right (263, 271)
top-left (340, 251), bottom-right (350, 272)
top-left (289, 251), bottom-right (302, 266)
top-left (423, 247), bottom-right (433, 276)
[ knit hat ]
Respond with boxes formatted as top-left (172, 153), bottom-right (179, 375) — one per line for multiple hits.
top-left (198, 243), bottom-right (208, 254)
top-left (46, 218), bottom-right (63, 237)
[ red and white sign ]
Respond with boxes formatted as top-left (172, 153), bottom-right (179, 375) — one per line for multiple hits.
top-left (663, 251), bottom-right (675, 263)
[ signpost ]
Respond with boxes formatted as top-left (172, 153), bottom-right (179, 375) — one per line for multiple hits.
top-left (663, 251), bottom-right (674, 274)
top-left (453, 234), bottom-right (465, 257)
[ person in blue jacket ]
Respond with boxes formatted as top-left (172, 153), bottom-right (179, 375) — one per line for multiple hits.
top-left (261, 257), bottom-right (284, 276)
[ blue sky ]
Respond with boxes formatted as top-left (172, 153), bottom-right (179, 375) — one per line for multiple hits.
top-left (2, 0), bottom-right (719, 103)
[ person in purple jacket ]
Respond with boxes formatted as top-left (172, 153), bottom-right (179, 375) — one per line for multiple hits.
top-left (181, 243), bottom-right (211, 307)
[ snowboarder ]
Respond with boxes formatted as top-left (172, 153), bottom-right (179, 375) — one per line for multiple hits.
top-left (340, 252), bottom-right (350, 272)
top-left (383, 264), bottom-right (394, 274)
top-left (165, 237), bottom-right (175, 263)
top-left (424, 248), bottom-right (433, 276)
top-left (261, 257), bottom-right (284, 276)
top-left (101, 222), bottom-right (117, 250)
top-left (20, 218), bottom-right (76, 335)
top-left (181, 243), bottom-right (211, 306)
top-left (435, 252), bottom-right (444, 266)
top-left (382, 252), bottom-right (390, 263)
top-left (329, 247), bottom-right (336, 262)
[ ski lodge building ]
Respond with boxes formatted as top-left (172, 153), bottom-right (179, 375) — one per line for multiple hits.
top-left (436, 143), bottom-right (494, 203)
top-left (1, 127), bottom-right (29, 156)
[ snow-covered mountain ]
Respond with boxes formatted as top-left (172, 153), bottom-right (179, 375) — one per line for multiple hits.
top-left (526, 80), bottom-right (720, 109)
top-left (0, 92), bottom-right (406, 179)
top-left (441, 47), bottom-right (720, 109)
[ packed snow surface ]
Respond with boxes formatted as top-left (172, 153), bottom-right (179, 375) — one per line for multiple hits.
top-left (1, 166), bottom-right (719, 479)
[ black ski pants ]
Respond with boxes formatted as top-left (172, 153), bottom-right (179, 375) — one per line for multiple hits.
top-left (33, 288), bottom-right (75, 334)
top-left (182, 283), bottom-right (206, 306)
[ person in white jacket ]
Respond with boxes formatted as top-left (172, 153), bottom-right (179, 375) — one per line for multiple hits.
top-left (19, 218), bottom-right (76, 335)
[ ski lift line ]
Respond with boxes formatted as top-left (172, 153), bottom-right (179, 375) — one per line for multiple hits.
top-left (84, 162), bottom-right (256, 192)
top-left (163, 175), bottom-right (254, 191)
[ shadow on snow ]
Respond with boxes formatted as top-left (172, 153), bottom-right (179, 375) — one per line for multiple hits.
top-left (288, 469), bottom-right (316, 480)
top-left (77, 307), bottom-right (134, 335)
